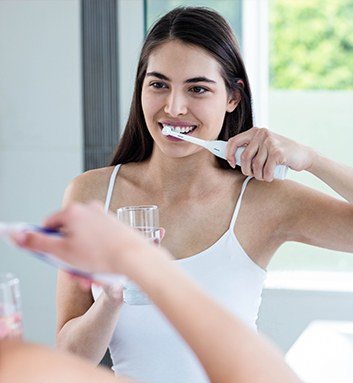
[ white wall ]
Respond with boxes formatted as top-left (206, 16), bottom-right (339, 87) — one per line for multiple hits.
top-left (0, 0), bottom-right (83, 345)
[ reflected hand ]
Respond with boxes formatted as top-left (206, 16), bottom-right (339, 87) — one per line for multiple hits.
top-left (10, 201), bottom-right (152, 276)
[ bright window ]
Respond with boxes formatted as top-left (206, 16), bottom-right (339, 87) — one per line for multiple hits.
top-left (269, 0), bottom-right (353, 271)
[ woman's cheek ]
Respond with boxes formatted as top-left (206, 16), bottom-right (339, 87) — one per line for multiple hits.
top-left (142, 93), bottom-right (164, 117)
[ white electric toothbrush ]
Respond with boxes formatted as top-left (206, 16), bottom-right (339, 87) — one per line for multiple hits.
top-left (162, 125), bottom-right (288, 180)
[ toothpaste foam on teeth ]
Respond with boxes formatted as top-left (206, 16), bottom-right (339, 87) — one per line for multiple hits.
top-left (162, 126), bottom-right (172, 135)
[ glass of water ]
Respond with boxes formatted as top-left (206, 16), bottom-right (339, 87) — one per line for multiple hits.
top-left (117, 205), bottom-right (160, 305)
top-left (0, 272), bottom-right (23, 339)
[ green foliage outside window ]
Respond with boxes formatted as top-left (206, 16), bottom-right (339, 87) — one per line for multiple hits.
top-left (270, 0), bottom-right (353, 89)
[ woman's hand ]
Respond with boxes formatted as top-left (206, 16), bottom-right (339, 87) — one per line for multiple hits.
top-left (10, 201), bottom-right (150, 276)
top-left (226, 127), bottom-right (317, 181)
top-left (68, 273), bottom-right (124, 305)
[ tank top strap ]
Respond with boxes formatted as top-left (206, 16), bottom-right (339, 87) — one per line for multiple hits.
top-left (104, 164), bottom-right (121, 213)
top-left (229, 176), bottom-right (253, 230)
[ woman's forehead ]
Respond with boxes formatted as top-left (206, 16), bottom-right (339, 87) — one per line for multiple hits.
top-left (146, 40), bottom-right (223, 81)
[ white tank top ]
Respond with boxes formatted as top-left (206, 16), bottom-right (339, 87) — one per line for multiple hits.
top-left (92, 164), bottom-right (266, 383)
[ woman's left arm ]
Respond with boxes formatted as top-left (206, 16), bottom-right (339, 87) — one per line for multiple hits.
top-left (308, 152), bottom-right (353, 203)
top-left (226, 127), bottom-right (353, 252)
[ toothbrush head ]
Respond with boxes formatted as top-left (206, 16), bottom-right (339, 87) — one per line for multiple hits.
top-left (161, 125), bottom-right (172, 136)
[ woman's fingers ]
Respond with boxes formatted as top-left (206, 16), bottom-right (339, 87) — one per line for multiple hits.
top-left (42, 209), bottom-right (68, 230)
top-left (226, 130), bottom-right (255, 167)
top-left (102, 284), bottom-right (124, 303)
top-left (160, 227), bottom-right (166, 241)
top-left (251, 145), bottom-right (268, 180)
top-left (226, 128), bottom-right (267, 169)
top-left (263, 150), bottom-right (281, 182)
top-left (240, 137), bottom-right (262, 176)
top-left (10, 230), bottom-right (65, 255)
top-left (227, 127), bottom-right (291, 182)
top-left (43, 202), bottom-right (97, 230)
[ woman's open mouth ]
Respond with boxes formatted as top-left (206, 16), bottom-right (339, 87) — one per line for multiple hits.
top-left (159, 123), bottom-right (197, 135)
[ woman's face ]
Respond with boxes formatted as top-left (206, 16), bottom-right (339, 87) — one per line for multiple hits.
top-left (141, 40), bottom-right (238, 159)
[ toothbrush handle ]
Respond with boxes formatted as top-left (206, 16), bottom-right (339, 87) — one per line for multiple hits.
top-left (235, 147), bottom-right (288, 180)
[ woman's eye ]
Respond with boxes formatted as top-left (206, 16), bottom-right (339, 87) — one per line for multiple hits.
top-left (150, 82), bottom-right (167, 89)
top-left (190, 86), bottom-right (208, 94)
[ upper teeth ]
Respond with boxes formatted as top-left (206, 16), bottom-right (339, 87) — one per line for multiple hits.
top-left (163, 124), bottom-right (195, 133)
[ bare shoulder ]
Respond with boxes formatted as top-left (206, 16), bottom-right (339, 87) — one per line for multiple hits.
top-left (246, 177), bottom-right (321, 206)
top-left (63, 166), bottom-right (116, 207)
top-left (244, 176), bottom-right (342, 234)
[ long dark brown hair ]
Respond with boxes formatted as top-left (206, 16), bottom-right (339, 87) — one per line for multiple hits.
top-left (110, 6), bottom-right (253, 168)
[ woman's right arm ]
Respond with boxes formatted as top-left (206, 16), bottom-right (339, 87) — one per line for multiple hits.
top-left (56, 170), bottom-right (123, 364)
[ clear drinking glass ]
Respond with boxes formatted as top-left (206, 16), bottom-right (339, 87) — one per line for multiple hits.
top-left (0, 272), bottom-right (23, 339)
top-left (117, 205), bottom-right (160, 305)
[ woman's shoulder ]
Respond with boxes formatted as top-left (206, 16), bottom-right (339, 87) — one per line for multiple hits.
top-left (249, 177), bottom-right (318, 198)
top-left (226, 169), bottom-right (316, 202)
top-left (63, 166), bottom-right (117, 206)
top-left (247, 177), bottom-right (300, 201)
top-left (246, 177), bottom-right (323, 218)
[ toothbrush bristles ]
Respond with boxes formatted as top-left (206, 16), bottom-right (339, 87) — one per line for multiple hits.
top-left (161, 126), bottom-right (171, 135)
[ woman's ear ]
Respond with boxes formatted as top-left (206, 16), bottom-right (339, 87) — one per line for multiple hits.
top-left (226, 79), bottom-right (244, 113)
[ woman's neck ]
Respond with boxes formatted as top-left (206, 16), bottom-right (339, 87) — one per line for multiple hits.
top-left (140, 148), bottom-right (225, 200)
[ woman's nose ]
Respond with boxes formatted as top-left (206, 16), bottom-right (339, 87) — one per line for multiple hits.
top-left (164, 91), bottom-right (188, 116)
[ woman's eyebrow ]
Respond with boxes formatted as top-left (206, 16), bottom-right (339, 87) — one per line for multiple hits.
top-left (185, 76), bottom-right (216, 84)
top-left (146, 72), bottom-right (216, 84)
top-left (146, 71), bottom-right (169, 80)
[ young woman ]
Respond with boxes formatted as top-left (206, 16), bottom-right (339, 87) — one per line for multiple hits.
top-left (56, 6), bottom-right (353, 383)
top-left (9, 202), bottom-right (300, 383)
